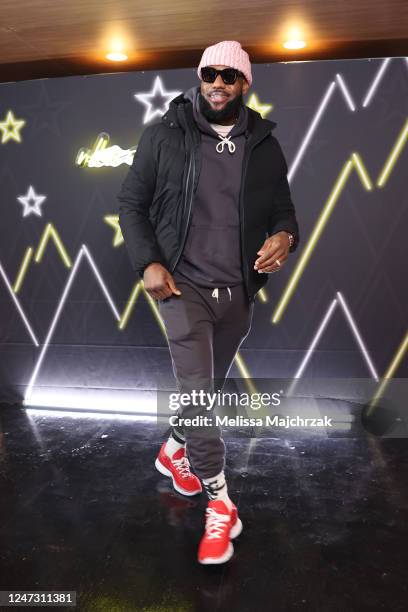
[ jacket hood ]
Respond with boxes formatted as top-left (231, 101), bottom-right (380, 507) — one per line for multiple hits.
top-left (162, 84), bottom-right (277, 141)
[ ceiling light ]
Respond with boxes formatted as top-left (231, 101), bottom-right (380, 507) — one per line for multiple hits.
top-left (106, 52), bottom-right (128, 61)
top-left (106, 38), bottom-right (128, 62)
top-left (283, 27), bottom-right (306, 50)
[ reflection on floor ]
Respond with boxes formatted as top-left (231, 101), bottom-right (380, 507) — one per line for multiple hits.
top-left (0, 403), bottom-right (407, 612)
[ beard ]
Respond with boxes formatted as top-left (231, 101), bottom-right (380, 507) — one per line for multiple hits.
top-left (198, 91), bottom-right (243, 124)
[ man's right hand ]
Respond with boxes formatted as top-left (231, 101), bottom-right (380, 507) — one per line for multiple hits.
top-left (143, 262), bottom-right (182, 301)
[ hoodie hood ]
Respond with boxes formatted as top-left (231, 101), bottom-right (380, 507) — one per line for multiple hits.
top-left (183, 84), bottom-right (200, 107)
top-left (162, 84), bottom-right (277, 144)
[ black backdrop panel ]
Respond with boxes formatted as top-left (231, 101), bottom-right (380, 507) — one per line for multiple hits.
top-left (0, 57), bottom-right (407, 405)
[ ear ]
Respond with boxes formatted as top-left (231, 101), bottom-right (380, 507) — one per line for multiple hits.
top-left (242, 79), bottom-right (250, 96)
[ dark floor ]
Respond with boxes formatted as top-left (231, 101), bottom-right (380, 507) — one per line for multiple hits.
top-left (0, 404), bottom-right (407, 612)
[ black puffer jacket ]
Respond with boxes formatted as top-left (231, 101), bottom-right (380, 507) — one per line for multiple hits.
top-left (117, 90), bottom-right (300, 303)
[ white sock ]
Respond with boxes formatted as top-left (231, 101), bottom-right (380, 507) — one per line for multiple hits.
top-left (202, 470), bottom-right (233, 511)
top-left (164, 433), bottom-right (185, 458)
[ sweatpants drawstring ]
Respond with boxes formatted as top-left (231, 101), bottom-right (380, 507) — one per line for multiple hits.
top-left (211, 287), bottom-right (232, 303)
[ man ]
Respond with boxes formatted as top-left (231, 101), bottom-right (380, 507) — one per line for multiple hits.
top-left (118, 40), bottom-right (300, 565)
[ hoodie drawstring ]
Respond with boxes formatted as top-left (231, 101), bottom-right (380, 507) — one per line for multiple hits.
top-left (216, 135), bottom-right (236, 154)
top-left (211, 287), bottom-right (232, 303)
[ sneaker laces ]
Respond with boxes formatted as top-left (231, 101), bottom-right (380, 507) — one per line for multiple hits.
top-left (203, 479), bottom-right (226, 500)
top-left (204, 507), bottom-right (230, 539)
top-left (171, 455), bottom-right (192, 479)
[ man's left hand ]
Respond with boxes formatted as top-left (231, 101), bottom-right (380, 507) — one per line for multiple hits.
top-left (254, 231), bottom-right (291, 273)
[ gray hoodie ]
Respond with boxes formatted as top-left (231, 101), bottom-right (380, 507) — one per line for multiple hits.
top-left (174, 85), bottom-right (249, 288)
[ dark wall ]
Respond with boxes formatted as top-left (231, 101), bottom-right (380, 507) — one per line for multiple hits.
top-left (0, 57), bottom-right (407, 406)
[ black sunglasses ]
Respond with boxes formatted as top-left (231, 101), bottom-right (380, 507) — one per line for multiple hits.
top-left (200, 66), bottom-right (245, 85)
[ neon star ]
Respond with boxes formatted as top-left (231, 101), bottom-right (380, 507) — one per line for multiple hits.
top-left (134, 76), bottom-right (181, 123)
top-left (0, 110), bottom-right (26, 143)
top-left (17, 186), bottom-right (47, 217)
top-left (104, 215), bottom-right (123, 246)
top-left (246, 93), bottom-right (273, 118)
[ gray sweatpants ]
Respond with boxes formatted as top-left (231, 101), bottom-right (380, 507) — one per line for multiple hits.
top-left (158, 270), bottom-right (254, 480)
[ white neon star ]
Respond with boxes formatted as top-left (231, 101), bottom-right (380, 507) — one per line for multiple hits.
top-left (17, 185), bottom-right (47, 218)
top-left (134, 76), bottom-right (182, 123)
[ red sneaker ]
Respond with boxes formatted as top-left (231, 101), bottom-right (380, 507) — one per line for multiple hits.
top-left (155, 441), bottom-right (202, 496)
top-left (198, 499), bottom-right (243, 565)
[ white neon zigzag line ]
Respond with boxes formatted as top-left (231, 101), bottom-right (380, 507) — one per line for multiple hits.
top-left (335, 73), bottom-right (356, 111)
top-left (81, 244), bottom-right (120, 320)
top-left (286, 298), bottom-right (338, 397)
top-left (362, 58), bottom-right (391, 108)
top-left (288, 77), bottom-right (358, 181)
top-left (25, 245), bottom-right (121, 401)
top-left (335, 291), bottom-right (379, 380)
top-left (287, 291), bottom-right (379, 397)
top-left (0, 262), bottom-right (39, 346)
top-left (288, 57), bottom-right (402, 182)
top-left (287, 81), bottom-right (336, 183)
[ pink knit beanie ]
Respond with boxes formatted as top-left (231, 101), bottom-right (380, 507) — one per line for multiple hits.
top-left (197, 40), bottom-right (252, 87)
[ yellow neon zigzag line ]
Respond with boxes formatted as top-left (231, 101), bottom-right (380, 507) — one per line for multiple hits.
top-left (272, 156), bottom-right (366, 322)
top-left (118, 281), bottom-right (166, 334)
top-left (377, 119), bottom-right (408, 187)
top-left (271, 120), bottom-right (408, 323)
top-left (13, 247), bottom-right (33, 293)
top-left (35, 223), bottom-right (72, 267)
top-left (13, 223), bottom-right (72, 293)
top-left (118, 279), bottom-right (258, 395)
top-left (257, 288), bottom-right (268, 303)
top-left (367, 330), bottom-right (408, 415)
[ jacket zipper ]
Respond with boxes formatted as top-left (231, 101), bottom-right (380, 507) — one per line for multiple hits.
top-left (171, 150), bottom-right (195, 272)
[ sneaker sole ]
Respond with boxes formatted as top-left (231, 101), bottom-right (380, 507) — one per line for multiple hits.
top-left (230, 517), bottom-right (243, 539)
top-left (198, 542), bottom-right (234, 565)
top-left (155, 457), bottom-right (202, 497)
